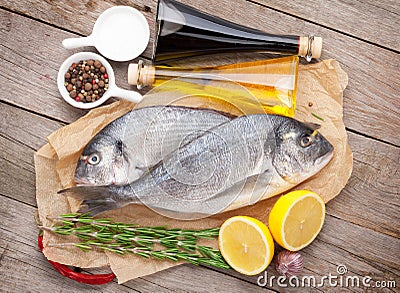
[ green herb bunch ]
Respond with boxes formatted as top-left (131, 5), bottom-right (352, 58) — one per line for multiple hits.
top-left (40, 213), bottom-right (230, 269)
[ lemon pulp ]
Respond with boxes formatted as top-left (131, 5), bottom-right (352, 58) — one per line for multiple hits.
top-left (219, 216), bottom-right (274, 275)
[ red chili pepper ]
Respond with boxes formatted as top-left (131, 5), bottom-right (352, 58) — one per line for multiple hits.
top-left (38, 235), bottom-right (115, 285)
top-left (104, 74), bottom-right (108, 79)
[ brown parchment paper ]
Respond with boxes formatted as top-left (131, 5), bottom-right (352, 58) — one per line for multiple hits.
top-left (35, 59), bottom-right (352, 284)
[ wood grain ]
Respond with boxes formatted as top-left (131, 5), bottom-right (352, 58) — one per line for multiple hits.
top-left (327, 131), bottom-right (400, 237)
top-left (1, 0), bottom-right (400, 291)
top-left (252, 0), bottom-right (400, 51)
top-left (1, 3), bottom-right (400, 145)
top-left (0, 102), bottom-right (63, 206)
top-left (0, 195), bottom-right (269, 292)
top-left (1, 100), bottom-right (399, 238)
top-left (1, 103), bottom-right (399, 291)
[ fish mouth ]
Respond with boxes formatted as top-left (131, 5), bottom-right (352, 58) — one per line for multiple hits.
top-left (74, 176), bottom-right (96, 186)
top-left (315, 148), bottom-right (334, 169)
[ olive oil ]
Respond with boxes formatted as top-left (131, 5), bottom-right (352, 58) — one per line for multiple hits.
top-left (128, 56), bottom-right (299, 117)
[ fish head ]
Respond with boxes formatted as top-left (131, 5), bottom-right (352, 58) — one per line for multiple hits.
top-left (74, 135), bottom-right (128, 185)
top-left (273, 118), bottom-right (334, 184)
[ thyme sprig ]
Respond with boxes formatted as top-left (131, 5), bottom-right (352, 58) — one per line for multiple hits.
top-left (41, 213), bottom-right (230, 269)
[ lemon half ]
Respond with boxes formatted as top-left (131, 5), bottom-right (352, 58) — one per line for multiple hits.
top-left (268, 190), bottom-right (326, 251)
top-left (218, 216), bottom-right (274, 275)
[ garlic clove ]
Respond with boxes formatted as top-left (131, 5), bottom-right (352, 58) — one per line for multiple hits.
top-left (276, 250), bottom-right (304, 277)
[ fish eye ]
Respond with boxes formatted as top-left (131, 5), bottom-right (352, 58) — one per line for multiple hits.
top-left (300, 135), bottom-right (313, 147)
top-left (88, 154), bottom-right (100, 165)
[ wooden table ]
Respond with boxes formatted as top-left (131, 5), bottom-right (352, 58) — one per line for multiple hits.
top-left (0, 0), bottom-right (399, 292)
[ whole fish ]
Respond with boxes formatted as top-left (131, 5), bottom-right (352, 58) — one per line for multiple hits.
top-left (74, 106), bottom-right (232, 185)
top-left (63, 113), bottom-right (334, 220)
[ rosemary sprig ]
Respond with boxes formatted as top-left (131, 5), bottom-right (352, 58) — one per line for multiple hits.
top-left (311, 112), bottom-right (325, 121)
top-left (41, 213), bottom-right (230, 270)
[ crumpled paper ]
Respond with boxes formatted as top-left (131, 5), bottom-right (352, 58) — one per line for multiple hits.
top-left (35, 59), bottom-right (352, 284)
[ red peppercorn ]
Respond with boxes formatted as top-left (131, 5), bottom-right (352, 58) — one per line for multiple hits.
top-left (75, 97), bottom-right (80, 102)
top-left (72, 62), bottom-right (77, 69)
top-left (104, 74), bottom-right (108, 79)
top-left (92, 79), bottom-right (96, 85)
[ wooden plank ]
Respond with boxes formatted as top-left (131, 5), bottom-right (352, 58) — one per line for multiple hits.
top-left (1, 4), bottom-right (399, 145)
top-left (0, 102), bottom-right (63, 206)
top-left (0, 135), bottom-right (37, 206)
top-left (319, 216), bottom-right (399, 273)
top-left (0, 195), bottom-right (271, 292)
top-left (0, 0), bottom-right (157, 58)
top-left (0, 9), bottom-right (138, 124)
top-left (211, 213), bottom-right (400, 292)
top-left (1, 144), bottom-right (398, 292)
top-left (139, 264), bottom-right (274, 292)
top-left (0, 102), bottom-right (64, 150)
top-left (2, 102), bottom-right (399, 238)
top-left (251, 0), bottom-right (400, 51)
top-left (327, 131), bottom-right (400, 237)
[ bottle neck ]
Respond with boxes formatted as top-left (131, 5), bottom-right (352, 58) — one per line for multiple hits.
top-left (128, 61), bottom-right (156, 89)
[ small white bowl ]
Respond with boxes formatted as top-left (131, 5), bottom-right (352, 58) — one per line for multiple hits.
top-left (62, 6), bottom-right (150, 62)
top-left (57, 52), bottom-right (142, 109)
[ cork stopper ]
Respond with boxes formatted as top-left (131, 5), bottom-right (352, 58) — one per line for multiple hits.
top-left (128, 62), bottom-right (155, 88)
top-left (128, 63), bottom-right (139, 85)
top-left (298, 36), bottom-right (323, 60)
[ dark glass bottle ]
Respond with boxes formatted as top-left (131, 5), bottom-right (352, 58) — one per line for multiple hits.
top-left (153, 0), bottom-right (321, 62)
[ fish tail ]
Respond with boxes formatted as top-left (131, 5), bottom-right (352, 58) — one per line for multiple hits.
top-left (58, 186), bottom-right (120, 216)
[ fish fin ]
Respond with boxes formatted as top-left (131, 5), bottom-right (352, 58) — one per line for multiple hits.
top-left (179, 130), bottom-right (207, 148)
top-left (78, 198), bottom-right (119, 216)
top-left (58, 186), bottom-right (120, 216)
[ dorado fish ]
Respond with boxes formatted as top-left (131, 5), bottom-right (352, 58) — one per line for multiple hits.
top-left (63, 113), bottom-right (334, 220)
top-left (74, 106), bottom-right (232, 185)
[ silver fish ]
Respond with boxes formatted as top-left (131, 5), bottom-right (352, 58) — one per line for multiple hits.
top-left (63, 114), bottom-right (334, 220)
top-left (74, 106), bottom-right (232, 186)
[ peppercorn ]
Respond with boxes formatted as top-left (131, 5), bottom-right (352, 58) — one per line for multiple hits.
top-left (85, 83), bottom-right (92, 91)
top-left (94, 60), bottom-right (101, 69)
top-left (64, 59), bottom-right (109, 103)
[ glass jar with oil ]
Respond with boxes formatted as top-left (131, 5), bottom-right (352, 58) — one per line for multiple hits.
top-left (128, 56), bottom-right (299, 117)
